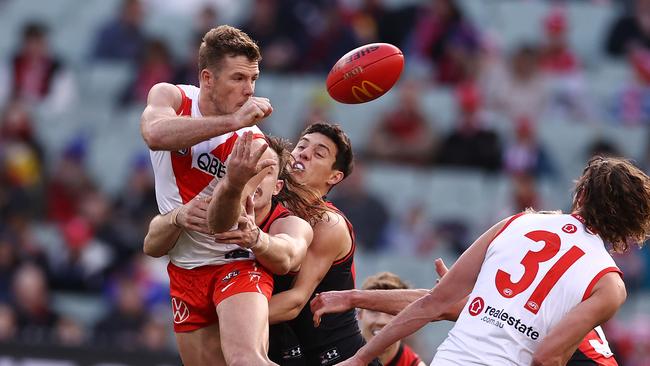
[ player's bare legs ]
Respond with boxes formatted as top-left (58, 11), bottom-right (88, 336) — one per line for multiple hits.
top-left (217, 292), bottom-right (276, 366)
top-left (175, 322), bottom-right (226, 366)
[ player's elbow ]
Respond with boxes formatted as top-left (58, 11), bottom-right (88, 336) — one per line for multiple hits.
top-left (264, 259), bottom-right (291, 276)
top-left (143, 236), bottom-right (165, 258)
top-left (141, 125), bottom-right (165, 151)
top-left (419, 292), bottom-right (446, 322)
top-left (286, 299), bottom-right (306, 320)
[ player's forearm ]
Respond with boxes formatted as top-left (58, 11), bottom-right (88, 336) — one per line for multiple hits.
top-left (143, 114), bottom-right (237, 151)
top-left (351, 289), bottom-right (429, 315)
top-left (143, 211), bottom-right (182, 257)
top-left (208, 179), bottom-right (244, 233)
top-left (356, 293), bottom-right (440, 364)
top-left (252, 232), bottom-right (299, 275)
top-left (269, 290), bottom-right (305, 324)
top-left (438, 296), bottom-right (468, 322)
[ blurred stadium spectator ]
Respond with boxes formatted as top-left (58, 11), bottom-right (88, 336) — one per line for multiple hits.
top-left (0, 303), bottom-right (17, 342)
top-left (241, 0), bottom-right (307, 72)
top-left (407, 0), bottom-right (480, 85)
top-left (11, 262), bottom-right (58, 344)
top-left (330, 162), bottom-right (389, 252)
top-left (94, 276), bottom-right (146, 350)
top-left (342, 0), bottom-right (417, 48)
top-left (488, 44), bottom-right (548, 123)
top-left (1, 22), bottom-right (76, 112)
top-left (539, 8), bottom-right (593, 121)
top-left (503, 117), bottom-right (556, 178)
top-left (436, 83), bottom-right (502, 171)
top-left (121, 38), bottom-right (175, 105)
top-left (366, 80), bottom-right (437, 166)
top-left (611, 46), bottom-right (650, 124)
top-left (92, 0), bottom-right (147, 62)
top-left (384, 203), bottom-right (436, 256)
top-left (606, 0), bottom-right (650, 57)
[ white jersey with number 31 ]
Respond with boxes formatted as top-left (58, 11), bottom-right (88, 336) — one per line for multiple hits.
top-left (433, 213), bottom-right (621, 366)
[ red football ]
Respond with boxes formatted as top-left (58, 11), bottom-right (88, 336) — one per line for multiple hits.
top-left (326, 43), bottom-right (404, 104)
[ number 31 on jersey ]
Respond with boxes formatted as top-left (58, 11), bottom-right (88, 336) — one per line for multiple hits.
top-left (495, 230), bottom-right (585, 314)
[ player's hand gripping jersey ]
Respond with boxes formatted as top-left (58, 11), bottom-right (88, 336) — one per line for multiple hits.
top-left (434, 213), bottom-right (621, 365)
top-left (149, 84), bottom-right (264, 269)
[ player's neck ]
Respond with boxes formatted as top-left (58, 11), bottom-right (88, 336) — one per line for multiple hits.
top-left (314, 183), bottom-right (331, 199)
top-left (255, 203), bottom-right (272, 227)
top-left (379, 341), bottom-right (400, 365)
top-left (197, 91), bottom-right (221, 117)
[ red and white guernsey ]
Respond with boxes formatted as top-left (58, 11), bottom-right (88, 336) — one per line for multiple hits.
top-left (433, 213), bottom-right (621, 366)
top-left (149, 84), bottom-right (263, 269)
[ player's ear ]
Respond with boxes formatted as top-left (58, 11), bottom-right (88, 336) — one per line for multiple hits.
top-left (327, 170), bottom-right (344, 187)
top-left (200, 68), bottom-right (213, 87)
top-left (273, 179), bottom-right (284, 195)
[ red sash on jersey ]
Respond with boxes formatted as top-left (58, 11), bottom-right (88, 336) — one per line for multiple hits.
top-left (169, 85), bottom-right (265, 204)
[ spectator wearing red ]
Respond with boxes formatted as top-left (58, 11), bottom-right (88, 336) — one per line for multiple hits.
top-left (122, 39), bottom-right (175, 105)
top-left (11, 23), bottom-right (61, 103)
top-left (367, 80), bottom-right (436, 166)
top-left (540, 8), bottom-right (579, 74)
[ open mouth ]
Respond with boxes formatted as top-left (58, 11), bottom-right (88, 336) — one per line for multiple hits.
top-left (292, 161), bottom-right (305, 172)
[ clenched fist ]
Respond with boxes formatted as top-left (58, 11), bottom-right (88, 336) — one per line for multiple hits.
top-left (233, 97), bottom-right (273, 128)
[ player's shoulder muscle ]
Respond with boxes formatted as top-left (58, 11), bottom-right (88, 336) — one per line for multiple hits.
top-left (271, 215), bottom-right (313, 241)
top-left (147, 82), bottom-right (182, 109)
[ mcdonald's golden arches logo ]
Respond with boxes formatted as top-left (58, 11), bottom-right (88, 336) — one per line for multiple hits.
top-left (351, 80), bottom-right (384, 103)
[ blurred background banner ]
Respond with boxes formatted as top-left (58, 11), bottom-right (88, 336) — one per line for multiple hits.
top-left (1, 0), bottom-right (650, 364)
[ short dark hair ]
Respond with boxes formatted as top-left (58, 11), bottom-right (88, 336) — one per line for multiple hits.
top-left (573, 156), bottom-right (650, 253)
top-left (362, 272), bottom-right (410, 290)
top-left (299, 122), bottom-right (354, 180)
top-left (198, 25), bottom-right (261, 72)
top-left (22, 22), bottom-right (46, 40)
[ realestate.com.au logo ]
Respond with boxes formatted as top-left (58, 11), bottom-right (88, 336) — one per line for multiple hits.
top-left (468, 297), bottom-right (540, 340)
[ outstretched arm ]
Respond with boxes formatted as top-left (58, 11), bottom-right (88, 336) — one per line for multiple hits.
top-left (339, 217), bottom-right (510, 366)
top-left (140, 83), bottom-right (272, 151)
top-left (531, 272), bottom-right (626, 366)
top-left (310, 258), bottom-right (467, 326)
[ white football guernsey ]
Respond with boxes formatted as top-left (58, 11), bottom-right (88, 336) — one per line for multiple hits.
top-left (149, 84), bottom-right (264, 269)
top-left (433, 213), bottom-right (621, 365)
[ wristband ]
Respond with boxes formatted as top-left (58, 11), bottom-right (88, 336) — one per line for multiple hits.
top-left (249, 227), bottom-right (262, 250)
top-left (170, 208), bottom-right (182, 228)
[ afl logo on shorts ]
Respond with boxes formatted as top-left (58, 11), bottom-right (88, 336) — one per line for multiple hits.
top-left (172, 298), bottom-right (190, 324)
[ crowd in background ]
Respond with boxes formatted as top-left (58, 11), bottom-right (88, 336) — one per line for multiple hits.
top-left (1, 0), bottom-right (650, 364)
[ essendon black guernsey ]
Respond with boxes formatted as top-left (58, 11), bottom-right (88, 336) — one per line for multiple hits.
top-left (259, 200), bottom-right (292, 234)
top-left (288, 202), bottom-right (361, 352)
